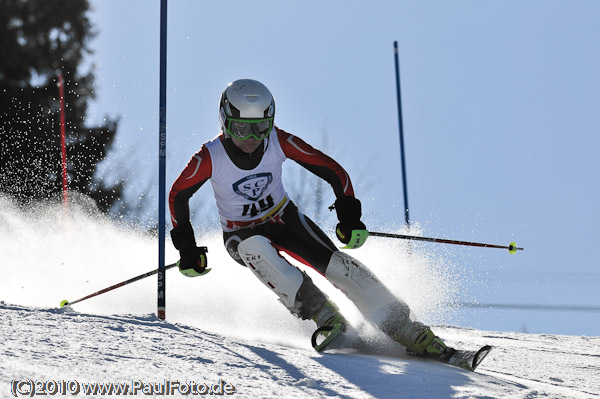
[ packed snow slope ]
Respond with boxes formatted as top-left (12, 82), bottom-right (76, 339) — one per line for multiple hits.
top-left (1, 302), bottom-right (598, 399)
top-left (1, 197), bottom-right (599, 398)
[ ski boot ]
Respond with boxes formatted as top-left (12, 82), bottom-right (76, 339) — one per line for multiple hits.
top-left (392, 321), bottom-right (492, 371)
top-left (392, 321), bottom-right (454, 361)
top-left (310, 300), bottom-right (347, 352)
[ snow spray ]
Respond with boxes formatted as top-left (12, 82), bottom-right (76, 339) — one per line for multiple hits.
top-left (0, 195), bottom-right (470, 349)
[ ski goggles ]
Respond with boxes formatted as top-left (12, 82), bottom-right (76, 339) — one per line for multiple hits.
top-left (225, 117), bottom-right (274, 140)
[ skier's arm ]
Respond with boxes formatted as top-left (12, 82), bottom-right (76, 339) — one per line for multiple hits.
top-left (276, 127), bottom-right (354, 198)
top-left (168, 146), bottom-right (212, 276)
top-left (169, 145), bottom-right (212, 228)
top-left (276, 127), bottom-right (367, 248)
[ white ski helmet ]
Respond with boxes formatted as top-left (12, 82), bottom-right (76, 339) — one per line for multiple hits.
top-left (219, 79), bottom-right (275, 140)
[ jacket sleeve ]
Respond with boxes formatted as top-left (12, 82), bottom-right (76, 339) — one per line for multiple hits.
top-left (276, 127), bottom-right (354, 198)
top-left (169, 145), bottom-right (212, 228)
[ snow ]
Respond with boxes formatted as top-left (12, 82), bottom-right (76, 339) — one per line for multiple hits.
top-left (1, 197), bottom-right (599, 398)
top-left (2, 303), bottom-right (598, 398)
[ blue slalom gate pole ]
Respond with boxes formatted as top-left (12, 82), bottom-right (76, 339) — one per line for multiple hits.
top-left (157, 0), bottom-right (168, 320)
top-left (394, 41), bottom-right (410, 226)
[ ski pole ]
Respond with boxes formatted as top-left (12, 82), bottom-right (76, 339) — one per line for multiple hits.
top-left (59, 262), bottom-right (178, 308)
top-left (368, 231), bottom-right (524, 254)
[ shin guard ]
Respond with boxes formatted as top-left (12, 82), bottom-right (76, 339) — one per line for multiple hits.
top-left (238, 235), bottom-right (303, 309)
top-left (237, 235), bottom-right (327, 318)
top-left (325, 251), bottom-right (409, 328)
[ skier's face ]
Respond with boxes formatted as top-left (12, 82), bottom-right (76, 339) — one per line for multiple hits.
top-left (231, 136), bottom-right (262, 153)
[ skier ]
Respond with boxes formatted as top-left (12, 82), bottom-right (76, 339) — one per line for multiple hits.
top-left (168, 79), bottom-right (449, 358)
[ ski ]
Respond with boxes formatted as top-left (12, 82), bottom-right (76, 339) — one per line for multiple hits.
top-left (445, 345), bottom-right (493, 371)
top-left (404, 344), bottom-right (492, 372)
top-left (311, 324), bottom-right (346, 352)
top-left (314, 326), bottom-right (493, 372)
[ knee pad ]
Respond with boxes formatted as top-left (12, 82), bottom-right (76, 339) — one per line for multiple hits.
top-left (238, 235), bottom-right (303, 309)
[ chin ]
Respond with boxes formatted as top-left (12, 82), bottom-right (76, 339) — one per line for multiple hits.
top-left (237, 140), bottom-right (261, 153)
top-left (244, 146), bottom-right (261, 153)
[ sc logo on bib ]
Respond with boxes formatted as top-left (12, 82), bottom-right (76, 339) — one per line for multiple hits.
top-left (233, 173), bottom-right (273, 201)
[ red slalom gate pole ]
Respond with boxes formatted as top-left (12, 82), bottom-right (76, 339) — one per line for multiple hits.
top-left (58, 73), bottom-right (68, 210)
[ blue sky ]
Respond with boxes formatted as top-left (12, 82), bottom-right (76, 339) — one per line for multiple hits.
top-left (86, 0), bottom-right (600, 336)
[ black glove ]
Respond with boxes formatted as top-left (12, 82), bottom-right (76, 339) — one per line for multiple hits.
top-left (332, 196), bottom-right (368, 249)
top-left (170, 223), bottom-right (210, 277)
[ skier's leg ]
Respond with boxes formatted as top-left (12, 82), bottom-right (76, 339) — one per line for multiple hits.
top-left (324, 250), bottom-right (406, 326)
top-left (236, 234), bottom-right (342, 324)
top-left (325, 250), bottom-right (449, 357)
top-left (264, 202), bottom-right (338, 275)
top-left (257, 203), bottom-right (446, 355)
